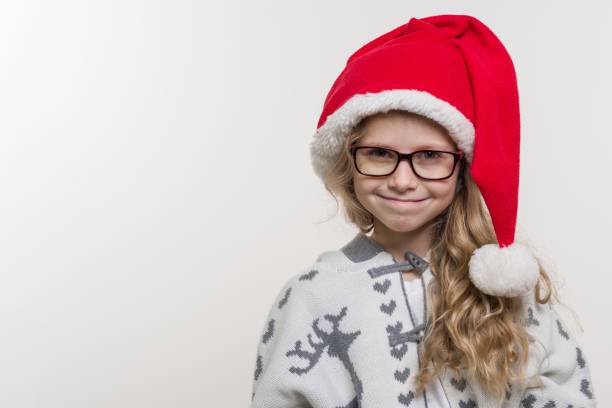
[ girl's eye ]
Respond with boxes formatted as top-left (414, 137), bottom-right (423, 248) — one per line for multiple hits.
top-left (418, 150), bottom-right (441, 159)
top-left (368, 148), bottom-right (392, 157)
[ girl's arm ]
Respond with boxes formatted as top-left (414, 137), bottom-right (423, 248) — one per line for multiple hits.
top-left (249, 274), bottom-right (312, 408)
top-left (516, 292), bottom-right (597, 407)
top-left (249, 267), bottom-right (356, 408)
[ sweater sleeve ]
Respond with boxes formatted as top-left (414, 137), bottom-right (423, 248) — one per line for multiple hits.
top-left (249, 273), bottom-right (312, 408)
top-left (517, 293), bottom-right (597, 407)
top-left (249, 267), bottom-right (358, 408)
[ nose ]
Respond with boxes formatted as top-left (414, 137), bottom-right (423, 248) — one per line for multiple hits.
top-left (388, 159), bottom-right (419, 189)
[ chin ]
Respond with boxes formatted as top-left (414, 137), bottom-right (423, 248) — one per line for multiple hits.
top-left (375, 214), bottom-right (430, 233)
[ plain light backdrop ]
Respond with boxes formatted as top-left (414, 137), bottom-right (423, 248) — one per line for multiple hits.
top-left (0, 0), bottom-right (610, 407)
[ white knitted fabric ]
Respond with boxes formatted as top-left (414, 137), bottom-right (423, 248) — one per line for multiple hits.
top-left (403, 277), bottom-right (451, 408)
top-left (249, 232), bottom-right (596, 408)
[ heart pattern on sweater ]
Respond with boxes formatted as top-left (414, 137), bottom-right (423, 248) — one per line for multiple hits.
top-left (299, 269), bottom-right (319, 281)
top-left (458, 399), bottom-right (476, 408)
top-left (525, 307), bottom-right (540, 326)
top-left (390, 343), bottom-right (408, 360)
top-left (556, 319), bottom-right (570, 340)
top-left (520, 393), bottom-right (536, 408)
top-left (373, 279), bottom-right (391, 294)
top-left (380, 299), bottom-right (396, 315)
top-left (576, 347), bottom-right (586, 368)
top-left (394, 367), bottom-right (410, 383)
top-left (386, 321), bottom-right (403, 336)
top-left (450, 376), bottom-right (467, 392)
top-left (278, 287), bottom-right (291, 309)
top-left (581, 378), bottom-right (593, 398)
top-left (253, 354), bottom-right (263, 381)
top-left (398, 390), bottom-right (414, 406)
top-left (261, 319), bottom-right (275, 344)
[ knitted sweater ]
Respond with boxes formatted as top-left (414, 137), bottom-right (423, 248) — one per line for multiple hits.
top-left (402, 276), bottom-right (450, 408)
top-left (249, 232), bottom-right (597, 408)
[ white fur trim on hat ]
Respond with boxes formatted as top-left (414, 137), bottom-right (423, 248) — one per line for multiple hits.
top-left (468, 242), bottom-right (539, 297)
top-left (310, 89), bottom-right (475, 180)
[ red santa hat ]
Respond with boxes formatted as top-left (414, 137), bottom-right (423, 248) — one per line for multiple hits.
top-left (309, 14), bottom-right (539, 297)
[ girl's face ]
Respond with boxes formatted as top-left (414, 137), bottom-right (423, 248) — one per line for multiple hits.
top-left (352, 112), bottom-right (461, 235)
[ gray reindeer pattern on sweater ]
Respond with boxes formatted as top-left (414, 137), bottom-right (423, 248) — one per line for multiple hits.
top-left (250, 232), bottom-right (597, 408)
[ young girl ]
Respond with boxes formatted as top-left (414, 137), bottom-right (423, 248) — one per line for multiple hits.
top-left (249, 14), bottom-right (597, 408)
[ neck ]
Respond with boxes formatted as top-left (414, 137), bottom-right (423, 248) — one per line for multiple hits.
top-left (370, 221), bottom-right (433, 262)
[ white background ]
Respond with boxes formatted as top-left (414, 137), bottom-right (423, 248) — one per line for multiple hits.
top-left (0, 1), bottom-right (610, 407)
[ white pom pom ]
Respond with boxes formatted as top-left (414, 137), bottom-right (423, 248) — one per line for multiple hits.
top-left (468, 242), bottom-right (539, 297)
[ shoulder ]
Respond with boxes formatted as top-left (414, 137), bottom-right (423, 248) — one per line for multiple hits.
top-left (518, 287), bottom-right (573, 331)
top-left (266, 231), bottom-right (388, 315)
top-left (255, 249), bottom-right (350, 352)
top-left (518, 288), bottom-right (555, 337)
top-left (518, 287), bottom-right (584, 359)
top-left (290, 248), bottom-right (347, 286)
top-left (294, 246), bottom-right (358, 284)
top-left (267, 247), bottom-right (355, 313)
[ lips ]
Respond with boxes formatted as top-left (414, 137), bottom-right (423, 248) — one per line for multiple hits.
top-left (380, 195), bottom-right (428, 202)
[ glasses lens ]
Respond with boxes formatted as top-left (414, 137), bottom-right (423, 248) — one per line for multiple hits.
top-left (355, 147), bottom-right (397, 176)
top-left (412, 151), bottom-right (456, 179)
top-left (355, 148), bottom-right (456, 179)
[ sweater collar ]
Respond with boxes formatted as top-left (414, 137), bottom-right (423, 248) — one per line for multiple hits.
top-left (341, 232), bottom-right (432, 276)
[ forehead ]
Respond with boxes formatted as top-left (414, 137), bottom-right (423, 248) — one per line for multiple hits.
top-left (356, 111), bottom-right (456, 150)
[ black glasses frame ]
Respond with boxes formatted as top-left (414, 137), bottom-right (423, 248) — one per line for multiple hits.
top-left (349, 144), bottom-right (464, 180)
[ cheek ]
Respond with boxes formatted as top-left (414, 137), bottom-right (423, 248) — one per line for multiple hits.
top-left (353, 183), bottom-right (368, 204)
top-left (353, 179), bottom-right (383, 209)
top-left (428, 178), bottom-right (459, 201)
top-left (352, 175), bottom-right (375, 195)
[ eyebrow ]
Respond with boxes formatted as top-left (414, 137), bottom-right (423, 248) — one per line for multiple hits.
top-left (356, 142), bottom-right (454, 150)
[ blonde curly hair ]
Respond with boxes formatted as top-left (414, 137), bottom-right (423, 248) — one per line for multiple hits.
top-left (315, 109), bottom-right (561, 404)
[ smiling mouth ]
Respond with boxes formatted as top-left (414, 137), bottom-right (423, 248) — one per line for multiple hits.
top-left (379, 195), bottom-right (429, 203)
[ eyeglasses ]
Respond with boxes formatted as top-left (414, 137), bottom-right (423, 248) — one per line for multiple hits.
top-left (349, 144), bottom-right (464, 180)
